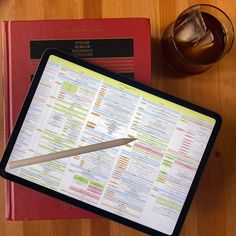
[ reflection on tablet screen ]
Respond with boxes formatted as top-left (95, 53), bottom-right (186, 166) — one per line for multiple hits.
top-left (6, 55), bottom-right (215, 235)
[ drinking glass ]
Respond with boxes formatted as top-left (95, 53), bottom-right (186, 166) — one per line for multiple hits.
top-left (162, 4), bottom-right (234, 74)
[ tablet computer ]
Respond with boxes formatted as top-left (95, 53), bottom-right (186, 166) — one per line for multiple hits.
top-left (0, 49), bottom-right (221, 235)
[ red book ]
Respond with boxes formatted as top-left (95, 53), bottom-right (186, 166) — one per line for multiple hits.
top-left (2, 18), bottom-right (151, 220)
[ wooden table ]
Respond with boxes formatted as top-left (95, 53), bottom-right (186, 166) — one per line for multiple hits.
top-left (0, 0), bottom-right (235, 235)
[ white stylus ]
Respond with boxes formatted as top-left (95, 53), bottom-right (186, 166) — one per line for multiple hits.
top-left (7, 137), bottom-right (137, 169)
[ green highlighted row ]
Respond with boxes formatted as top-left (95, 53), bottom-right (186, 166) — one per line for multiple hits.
top-left (56, 97), bottom-right (88, 112)
top-left (73, 175), bottom-right (105, 189)
top-left (156, 197), bottom-right (181, 211)
top-left (44, 131), bottom-right (76, 145)
top-left (41, 135), bottom-right (73, 149)
top-left (61, 81), bottom-right (78, 94)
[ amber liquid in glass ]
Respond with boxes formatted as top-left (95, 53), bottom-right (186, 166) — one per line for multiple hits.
top-left (163, 12), bottom-right (227, 73)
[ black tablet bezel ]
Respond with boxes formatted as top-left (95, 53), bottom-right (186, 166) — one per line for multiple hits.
top-left (0, 48), bottom-right (222, 236)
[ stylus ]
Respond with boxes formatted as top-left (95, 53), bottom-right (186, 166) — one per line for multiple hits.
top-left (7, 137), bottom-right (137, 169)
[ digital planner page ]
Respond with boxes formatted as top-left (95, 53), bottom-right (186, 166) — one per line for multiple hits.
top-left (7, 55), bottom-right (215, 235)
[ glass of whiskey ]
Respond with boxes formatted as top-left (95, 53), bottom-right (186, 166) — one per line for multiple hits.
top-left (162, 4), bottom-right (234, 74)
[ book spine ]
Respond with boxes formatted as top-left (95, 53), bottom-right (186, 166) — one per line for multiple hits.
top-left (2, 22), bottom-right (10, 145)
top-left (1, 21), bottom-right (13, 220)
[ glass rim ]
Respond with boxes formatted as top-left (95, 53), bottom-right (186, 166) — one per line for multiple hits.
top-left (171, 4), bottom-right (235, 65)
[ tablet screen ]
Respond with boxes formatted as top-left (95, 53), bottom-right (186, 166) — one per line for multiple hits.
top-left (5, 55), bottom-right (216, 235)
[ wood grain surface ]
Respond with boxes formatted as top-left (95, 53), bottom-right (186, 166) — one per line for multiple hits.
top-left (0, 0), bottom-right (235, 235)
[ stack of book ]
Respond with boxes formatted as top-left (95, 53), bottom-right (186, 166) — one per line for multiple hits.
top-left (2, 18), bottom-right (151, 220)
